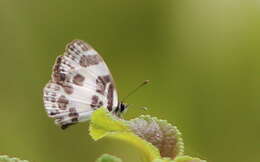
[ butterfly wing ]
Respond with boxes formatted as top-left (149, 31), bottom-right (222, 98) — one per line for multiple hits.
top-left (43, 40), bottom-right (119, 128)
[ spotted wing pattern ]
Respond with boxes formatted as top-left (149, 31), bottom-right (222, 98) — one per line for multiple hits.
top-left (43, 40), bottom-right (118, 129)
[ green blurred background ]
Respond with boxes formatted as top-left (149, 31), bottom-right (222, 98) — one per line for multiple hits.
top-left (0, 0), bottom-right (259, 162)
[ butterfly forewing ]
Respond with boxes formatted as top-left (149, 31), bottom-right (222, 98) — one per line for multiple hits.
top-left (43, 40), bottom-right (118, 128)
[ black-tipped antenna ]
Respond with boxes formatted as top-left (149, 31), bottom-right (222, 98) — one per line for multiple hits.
top-left (121, 80), bottom-right (150, 102)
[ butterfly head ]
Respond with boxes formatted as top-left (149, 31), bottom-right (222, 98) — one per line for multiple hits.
top-left (114, 80), bottom-right (150, 116)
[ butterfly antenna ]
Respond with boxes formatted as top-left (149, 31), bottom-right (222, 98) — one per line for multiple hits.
top-left (121, 80), bottom-right (150, 102)
top-left (127, 104), bottom-right (149, 111)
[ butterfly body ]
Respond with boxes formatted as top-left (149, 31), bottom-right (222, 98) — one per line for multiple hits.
top-left (43, 40), bottom-right (127, 129)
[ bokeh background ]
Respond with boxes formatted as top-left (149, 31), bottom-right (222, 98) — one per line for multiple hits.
top-left (0, 0), bottom-right (259, 162)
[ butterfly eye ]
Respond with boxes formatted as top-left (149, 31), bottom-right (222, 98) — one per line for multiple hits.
top-left (120, 103), bottom-right (127, 112)
top-left (120, 106), bottom-right (125, 112)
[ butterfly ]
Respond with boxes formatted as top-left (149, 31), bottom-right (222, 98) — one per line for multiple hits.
top-left (43, 40), bottom-right (148, 129)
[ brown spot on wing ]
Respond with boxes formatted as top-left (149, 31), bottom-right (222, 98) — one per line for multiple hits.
top-left (62, 84), bottom-right (73, 94)
top-left (51, 56), bottom-right (74, 95)
top-left (90, 95), bottom-right (104, 109)
top-left (107, 83), bottom-right (114, 111)
top-left (68, 107), bottom-right (79, 118)
top-left (75, 40), bottom-right (91, 51)
top-left (49, 110), bottom-right (60, 116)
top-left (79, 55), bottom-right (102, 67)
top-left (53, 56), bottom-right (66, 84)
top-left (103, 75), bottom-right (111, 83)
top-left (96, 75), bottom-right (111, 95)
top-left (95, 75), bottom-right (114, 111)
top-left (68, 43), bottom-right (81, 55)
top-left (44, 96), bottom-right (55, 103)
top-left (73, 74), bottom-right (85, 86)
top-left (91, 95), bottom-right (99, 109)
top-left (57, 95), bottom-right (69, 110)
top-left (68, 40), bottom-right (91, 52)
top-left (96, 77), bottom-right (106, 95)
top-left (71, 118), bottom-right (78, 122)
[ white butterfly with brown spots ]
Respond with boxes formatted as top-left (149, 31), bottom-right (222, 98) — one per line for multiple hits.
top-left (43, 40), bottom-right (149, 129)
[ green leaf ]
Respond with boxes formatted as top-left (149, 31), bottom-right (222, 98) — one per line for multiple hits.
top-left (0, 155), bottom-right (29, 162)
top-left (153, 156), bottom-right (207, 162)
top-left (173, 156), bottom-right (207, 162)
top-left (89, 108), bottom-right (161, 162)
top-left (153, 157), bottom-right (174, 162)
top-left (89, 107), bottom-right (129, 140)
top-left (96, 154), bottom-right (122, 162)
top-left (129, 116), bottom-right (184, 159)
top-left (90, 107), bottom-right (186, 162)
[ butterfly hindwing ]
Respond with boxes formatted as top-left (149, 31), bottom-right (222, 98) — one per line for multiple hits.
top-left (43, 40), bottom-right (119, 128)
